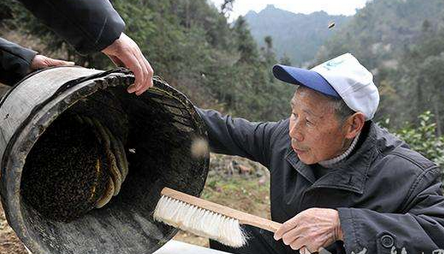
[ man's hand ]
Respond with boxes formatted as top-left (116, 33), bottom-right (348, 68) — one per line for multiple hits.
top-left (30, 55), bottom-right (75, 71)
top-left (274, 208), bottom-right (344, 253)
top-left (102, 33), bottom-right (154, 96)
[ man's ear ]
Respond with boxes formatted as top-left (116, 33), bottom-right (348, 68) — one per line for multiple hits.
top-left (344, 112), bottom-right (366, 139)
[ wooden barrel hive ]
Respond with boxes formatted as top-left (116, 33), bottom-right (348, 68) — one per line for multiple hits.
top-left (0, 67), bottom-right (209, 254)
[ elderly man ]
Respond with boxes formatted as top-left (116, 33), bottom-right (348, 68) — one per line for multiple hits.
top-left (197, 53), bottom-right (444, 254)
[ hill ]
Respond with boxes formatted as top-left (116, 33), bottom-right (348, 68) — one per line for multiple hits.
top-left (244, 4), bottom-right (351, 66)
top-left (317, 0), bottom-right (444, 70)
top-left (318, 0), bottom-right (444, 131)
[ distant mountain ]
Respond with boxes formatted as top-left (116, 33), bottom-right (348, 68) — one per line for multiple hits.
top-left (244, 5), bottom-right (351, 66)
top-left (317, 0), bottom-right (444, 71)
top-left (316, 0), bottom-right (444, 129)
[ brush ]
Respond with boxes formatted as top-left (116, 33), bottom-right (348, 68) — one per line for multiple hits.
top-left (153, 187), bottom-right (282, 247)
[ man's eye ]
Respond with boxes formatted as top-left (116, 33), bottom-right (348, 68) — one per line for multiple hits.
top-left (306, 119), bottom-right (313, 126)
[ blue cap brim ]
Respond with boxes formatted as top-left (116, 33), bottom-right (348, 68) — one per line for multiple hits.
top-left (273, 64), bottom-right (340, 98)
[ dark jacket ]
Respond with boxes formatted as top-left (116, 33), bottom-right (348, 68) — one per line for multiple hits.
top-left (198, 108), bottom-right (444, 254)
top-left (0, 38), bottom-right (37, 85)
top-left (0, 0), bottom-right (125, 85)
top-left (18, 0), bottom-right (125, 54)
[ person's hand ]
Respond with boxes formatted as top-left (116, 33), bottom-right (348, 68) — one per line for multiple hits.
top-left (102, 33), bottom-right (153, 96)
top-left (30, 55), bottom-right (75, 71)
top-left (274, 208), bottom-right (343, 253)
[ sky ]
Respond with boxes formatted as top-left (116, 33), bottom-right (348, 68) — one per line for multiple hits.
top-left (208, 0), bottom-right (370, 21)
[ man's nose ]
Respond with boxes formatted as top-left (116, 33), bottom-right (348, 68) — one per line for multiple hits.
top-left (289, 122), bottom-right (304, 142)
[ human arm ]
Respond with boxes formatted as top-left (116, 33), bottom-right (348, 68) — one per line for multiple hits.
top-left (18, 0), bottom-right (124, 54)
top-left (0, 38), bottom-right (73, 85)
top-left (337, 167), bottom-right (444, 254)
top-left (18, 0), bottom-right (153, 94)
top-left (274, 208), bottom-right (343, 253)
top-left (196, 108), bottom-right (283, 167)
top-left (101, 33), bottom-right (153, 95)
top-left (0, 37), bottom-right (37, 85)
top-left (274, 166), bottom-right (444, 253)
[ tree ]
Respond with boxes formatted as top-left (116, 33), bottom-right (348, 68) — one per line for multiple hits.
top-left (220, 0), bottom-right (235, 16)
top-left (417, 54), bottom-right (444, 136)
top-left (234, 17), bottom-right (259, 64)
top-left (280, 54), bottom-right (292, 66)
top-left (395, 111), bottom-right (444, 168)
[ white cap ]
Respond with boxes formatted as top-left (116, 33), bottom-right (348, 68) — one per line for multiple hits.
top-left (311, 53), bottom-right (379, 120)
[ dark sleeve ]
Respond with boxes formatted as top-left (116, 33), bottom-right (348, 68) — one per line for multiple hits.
top-left (196, 108), bottom-right (281, 167)
top-left (338, 167), bottom-right (444, 254)
top-left (18, 0), bottom-right (125, 54)
top-left (0, 38), bottom-right (37, 86)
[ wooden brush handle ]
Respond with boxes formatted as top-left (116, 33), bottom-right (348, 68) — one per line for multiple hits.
top-left (161, 187), bottom-right (282, 233)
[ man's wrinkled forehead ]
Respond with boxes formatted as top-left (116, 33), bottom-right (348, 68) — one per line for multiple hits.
top-left (290, 87), bottom-right (331, 118)
top-left (290, 95), bottom-right (315, 118)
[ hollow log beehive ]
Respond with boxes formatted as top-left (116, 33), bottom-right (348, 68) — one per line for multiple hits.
top-left (0, 67), bottom-right (209, 254)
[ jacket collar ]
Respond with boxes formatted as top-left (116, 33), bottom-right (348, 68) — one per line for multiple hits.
top-left (285, 121), bottom-right (378, 195)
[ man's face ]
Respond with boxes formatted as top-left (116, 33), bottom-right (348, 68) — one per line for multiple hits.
top-left (289, 87), bottom-right (349, 165)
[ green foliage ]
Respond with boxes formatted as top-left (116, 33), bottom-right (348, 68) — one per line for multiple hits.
top-left (395, 111), bottom-right (444, 167)
top-left (399, 30), bottom-right (444, 135)
top-left (233, 17), bottom-right (259, 64)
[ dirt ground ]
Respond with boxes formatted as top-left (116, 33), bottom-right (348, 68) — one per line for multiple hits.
top-left (0, 203), bottom-right (28, 254)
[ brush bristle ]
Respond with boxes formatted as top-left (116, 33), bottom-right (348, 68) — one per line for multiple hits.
top-left (153, 195), bottom-right (248, 247)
